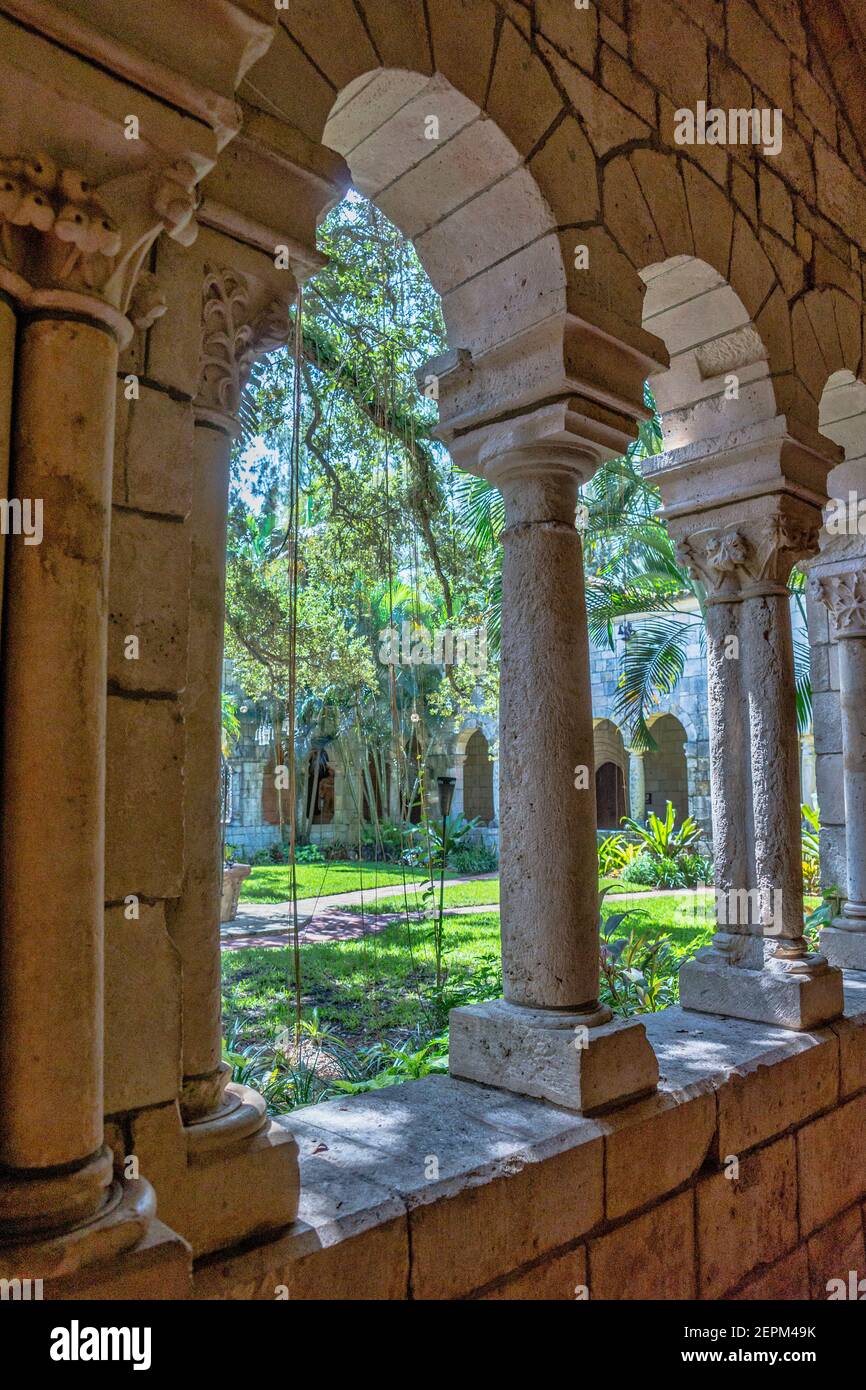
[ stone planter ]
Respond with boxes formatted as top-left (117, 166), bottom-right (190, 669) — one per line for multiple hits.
top-left (220, 863), bottom-right (251, 923)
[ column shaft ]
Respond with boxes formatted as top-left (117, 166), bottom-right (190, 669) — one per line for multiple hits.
top-left (0, 315), bottom-right (116, 1218)
top-left (740, 592), bottom-right (806, 945)
top-left (498, 470), bottom-right (598, 1010)
top-left (705, 599), bottom-right (752, 900)
top-left (0, 291), bottom-right (15, 638)
top-left (837, 637), bottom-right (866, 913)
top-left (627, 749), bottom-right (646, 822)
top-left (168, 418), bottom-right (232, 1120)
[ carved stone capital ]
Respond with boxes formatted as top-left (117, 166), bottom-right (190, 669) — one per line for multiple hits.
top-left (811, 565), bottom-right (866, 638)
top-left (674, 507), bottom-right (821, 601)
top-left (0, 151), bottom-right (203, 337)
top-left (196, 265), bottom-right (293, 428)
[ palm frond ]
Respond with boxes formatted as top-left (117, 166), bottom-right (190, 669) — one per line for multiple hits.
top-left (612, 617), bottom-right (696, 749)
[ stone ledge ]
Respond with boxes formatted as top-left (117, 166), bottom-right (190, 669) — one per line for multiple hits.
top-left (191, 977), bottom-right (866, 1300)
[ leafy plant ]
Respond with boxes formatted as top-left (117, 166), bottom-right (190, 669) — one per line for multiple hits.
top-left (598, 832), bottom-right (638, 878)
top-left (597, 889), bottom-right (681, 1015)
top-left (449, 843), bottom-right (499, 873)
top-left (801, 802), bottom-right (821, 894)
top-left (621, 800), bottom-right (701, 857)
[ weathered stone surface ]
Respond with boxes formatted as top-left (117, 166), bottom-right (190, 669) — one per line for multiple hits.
top-left (449, 1000), bottom-right (659, 1113)
top-left (481, 1246), bottom-right (587, 1301)
top-left (486, 17), bottom-right (563, 154)
top-left (797, 1094), bottom-right (866, 1234)
top-left (113, 384), bottom-right (195, 520)
top-left (816, 139), bottom-right (866, 250)
top-left (727, 1245), bottom-right (810, 1300)
top-left (713, 1030), bottom-right (839, 1155)
top-left (105, 695), bottom-right (185, 901)
top-left (104, 903), bottom-right (181, 1115)
top-left (698, 1137), bottom-right (799, 1299)
top-left (807, 1204), bottom-right (866, 1300)
top-left (832, 1011), bottom-right (866, 1097)
top-left (535, 0), bottom-right (598, 72)
top-left (601, 1088), bottom-right (715, 1220)
top-left (631, 0), bottom-right (707, 109)
top-left (108, 509), bottom-right (190, 695)
top-left (679, 957), bottom-right (844, 1032)
top-left (589, 1192), bottom-right (696, 1299)
top-left (48, 1220), bottom-right (192, 1301)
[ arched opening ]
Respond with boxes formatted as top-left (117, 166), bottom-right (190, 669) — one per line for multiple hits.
top-left (306, 745), bottom-right (335, 825)
top-left (640, 254), bottom-right (776, 453)
top-left (462, 729), bottom-right (494, 824)
top-left (593, 718), bottom-right (629, 828)
top-left (321, 68), bottom-right (565, 368)
top-left (595, 761), bottom-right (627, 830)
top-left (644, 714), bottom-right (689, 823)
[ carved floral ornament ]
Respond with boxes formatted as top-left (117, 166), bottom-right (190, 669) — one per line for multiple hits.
top-left (811, 568), bottom-right (866, 636)
top-left (0, 151), bottom-right (199, 317)
top-left (198, 266), bottom-right (293, 422)
top-left (675, 514), bottom-right (822, 599)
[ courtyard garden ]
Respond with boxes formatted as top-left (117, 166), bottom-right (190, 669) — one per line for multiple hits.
top-left (222, 793), bottom-right (829, 1114)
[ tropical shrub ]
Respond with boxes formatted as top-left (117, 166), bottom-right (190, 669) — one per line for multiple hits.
top-left (450, 842), bottom-right (498, 873)
top-left (598, 890), bottom-right (681, 1014)
top-left (801, 802), bottom-right (821, 894)
top-left (598, 832), bottom-right (639, 878)
top-left (621, 800), bottom-right (702, 858)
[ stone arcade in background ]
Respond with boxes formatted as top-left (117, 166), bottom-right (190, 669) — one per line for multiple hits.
top-left (1, 0), bottom-right (866, 1301)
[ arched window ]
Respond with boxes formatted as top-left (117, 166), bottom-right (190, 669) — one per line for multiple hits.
top-left (306, 746), bottom-right (335, 825)
top-left (463, 730), bottom-right (494, 823)
top-left (644, 715), bottom-right (689, 822)
top-left (595, 761), bottom-right (627, 829)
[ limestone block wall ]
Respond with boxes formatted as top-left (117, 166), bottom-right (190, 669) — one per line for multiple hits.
top-left (103, 239), bottom-right (197, 1120)
top-left (195, 982), bottom-right (866, 1301)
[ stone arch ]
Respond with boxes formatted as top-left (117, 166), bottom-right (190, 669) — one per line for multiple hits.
top-left (462, 728), bottom-right (494, 824)
top-left (638, 252), bottom-right (779, 454)
top-left (243, 8), bottom-right (662, 450)
top-left (603, 146), bottom-right (827, 432)
top-left (644, 713), bottom-right (689, 825)
top-left (818, 369), bottom-right (866, 500)
top-left (593, 718), bottom-right (628, 828)
top-left (320, 66), bottom-right (566, 366)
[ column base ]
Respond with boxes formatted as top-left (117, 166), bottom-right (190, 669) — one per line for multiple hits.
top-left (129, 1083), bottom-right (299, 1257)
top-left (679, 948), bottom-right (844, 1030)
top-left (0, 1174), bottom-right (156, 1282)
top-left (448, 999), bottom-right (659, 1113)
top-left (821, 923), bottom-right (866, 973)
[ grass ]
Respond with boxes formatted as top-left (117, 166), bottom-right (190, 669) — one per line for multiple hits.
top-left (240, 863), bottom-right (656, 909)
top-left (240, 860), bottom-right (422, 905)
top-left (367, 875), bottom-right (656, 916)
top-left (221, 891), bottom-right (715, 1055)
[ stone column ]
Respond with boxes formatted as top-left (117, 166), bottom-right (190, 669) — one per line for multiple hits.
top-left (0, 288), bottom-right (15, 641)
top-left (627, 747), bottom-right (646, 822)
top-left (674, 500), bottom-right (843, 1029)
top-left (800, 732), bottom-right (817, 809)
top-left (0, 145), bottom-right (203, 1272)
top-left (448, 434), bottom-right (658, 1112)
top-left (169, 267), bottom-right (293, 1122)
top-left (0, 299), bottom-right (156, 1264)
top-left (702, 593), bottom-right (752, 904)
top-left (813, 563), bottom-right (866, 969)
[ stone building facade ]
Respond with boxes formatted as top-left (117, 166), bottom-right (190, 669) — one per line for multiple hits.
top-left (2, 0), bottom-right (866, 1303)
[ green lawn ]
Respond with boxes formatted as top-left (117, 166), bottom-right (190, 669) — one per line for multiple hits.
top-left (367, 875), bottom-right (655, 916)
top-left (222, 891), bottom-right (715, 1053)
top-left (240, 860), bottom-right (423, 905)
top-left (240, 863), bottom-right (656, 908)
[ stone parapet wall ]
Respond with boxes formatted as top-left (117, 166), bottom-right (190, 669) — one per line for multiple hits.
top-left (194, 977), bottom-right (866, 1301)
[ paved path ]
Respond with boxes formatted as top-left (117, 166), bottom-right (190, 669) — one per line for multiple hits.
top-left (221, 879), bottom-right (705, 952)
